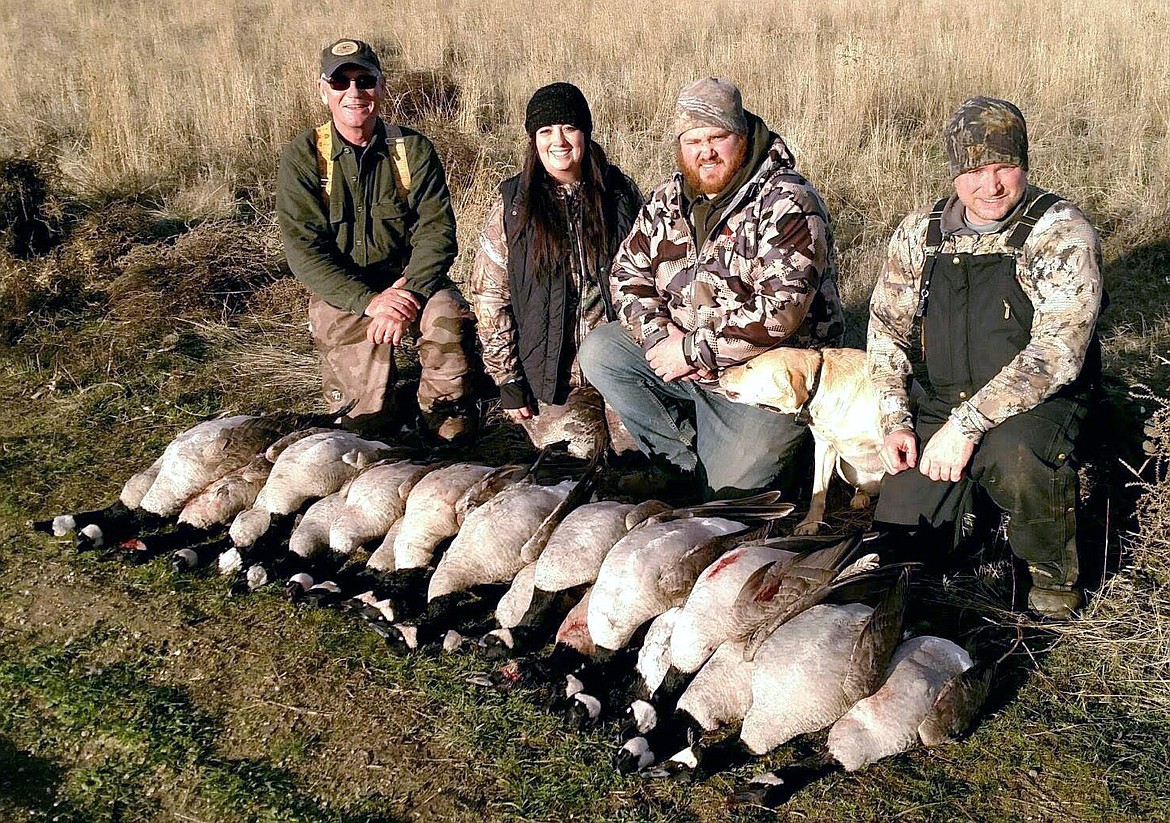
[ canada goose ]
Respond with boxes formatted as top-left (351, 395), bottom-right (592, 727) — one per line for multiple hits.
top-left (252, 431), bottom-right (393, 516)
top-left (137, 415), bottom-right (297, 517)
top-left (427, 479), bottom-right (578, 601)
top-left (378, 476), bottom-right (581, 652)
top-left (561, 497), bottom-right (792, 726)
top-left (640, 572), bottom-right (908, 781)
top-left (177, 452), bottom-right (273, 530)
top-left (730, 634), bottom-right (992, 808)
top-left (328, 460), bottom-right (434, 556)
top-left (389, 462), bottom-right (495, 570)
top-left (483, 497), bottom-right (669, 657)
top-left (225, 431), bottom-right (391, 549)
top-left (587, 517), bottom-right (761, 653)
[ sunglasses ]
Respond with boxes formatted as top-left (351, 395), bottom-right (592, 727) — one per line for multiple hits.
top-left (324, 74), bottom-right (379, 91)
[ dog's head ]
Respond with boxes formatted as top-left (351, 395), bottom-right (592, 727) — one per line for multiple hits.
top-left (719, 348), bottom-right (822, 413)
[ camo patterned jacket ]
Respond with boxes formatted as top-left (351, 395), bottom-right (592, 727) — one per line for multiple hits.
top-left (868, 186), bottom-right (1104, 439)
top-left (609, 135), bottom-right (844, 380)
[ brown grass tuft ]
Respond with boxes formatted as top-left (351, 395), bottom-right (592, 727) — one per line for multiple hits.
top-left (108, 220), bottom-right (285, 325)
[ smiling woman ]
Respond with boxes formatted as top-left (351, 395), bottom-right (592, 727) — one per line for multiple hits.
top-left (469, 82), bottom-right (643, 458)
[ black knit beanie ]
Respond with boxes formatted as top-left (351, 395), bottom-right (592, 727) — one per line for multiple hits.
top-left (524, 83), bottom-right (592, 136)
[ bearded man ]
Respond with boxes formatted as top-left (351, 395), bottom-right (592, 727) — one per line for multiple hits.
top-left (580, 77), bottom-right (844, 500)
top-left (277, 38), bottom-right (476, 440)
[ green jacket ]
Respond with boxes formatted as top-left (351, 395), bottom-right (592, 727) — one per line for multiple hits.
top-left (276, 119), bottom-right (458, 315)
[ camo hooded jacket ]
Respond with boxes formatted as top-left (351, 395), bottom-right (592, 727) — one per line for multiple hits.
top-left (868, 186), bottom-right (1103, 439)
top-left (609, 132), bottom-right (844, 381)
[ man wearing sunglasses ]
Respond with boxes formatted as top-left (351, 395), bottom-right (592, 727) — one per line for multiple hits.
top-left (277, 38), bottom-right (476, 441)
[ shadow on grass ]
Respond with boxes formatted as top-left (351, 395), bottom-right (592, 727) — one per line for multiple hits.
top-left (0, 734), bottom-right (91, 821)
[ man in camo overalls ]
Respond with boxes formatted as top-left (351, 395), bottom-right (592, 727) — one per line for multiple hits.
top-left (868, 97), bottom-right (1104, 620)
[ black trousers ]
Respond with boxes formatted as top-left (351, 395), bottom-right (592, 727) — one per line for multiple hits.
top-left (874, 396), bottom-right (1087, 588)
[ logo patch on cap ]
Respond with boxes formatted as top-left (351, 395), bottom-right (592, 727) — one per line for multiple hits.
top-left (331, 41), bottom-right (359, 56)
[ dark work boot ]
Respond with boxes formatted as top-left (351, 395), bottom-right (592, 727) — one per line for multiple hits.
top-left (421, 398), bottom-right (479, 444)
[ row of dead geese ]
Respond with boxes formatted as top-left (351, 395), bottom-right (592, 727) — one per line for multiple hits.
top-left (33, 411), bottom-right (1000, 808)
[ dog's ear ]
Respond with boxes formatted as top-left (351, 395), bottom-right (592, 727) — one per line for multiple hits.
top-left (782, 357), bottom-right (811, 410)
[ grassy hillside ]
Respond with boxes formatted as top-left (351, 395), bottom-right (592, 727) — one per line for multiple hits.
top-left (1, 0), bottom-right (1169, 820)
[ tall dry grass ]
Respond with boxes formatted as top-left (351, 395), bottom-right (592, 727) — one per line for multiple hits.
top-left (1, 0), bottom-right (1167, 321)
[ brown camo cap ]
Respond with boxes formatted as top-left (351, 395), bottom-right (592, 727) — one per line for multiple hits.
top-left (944, 97), bottom-right (1028, 178)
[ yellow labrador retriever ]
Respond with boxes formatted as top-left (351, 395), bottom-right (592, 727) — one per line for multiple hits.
top-left (720, 347), bottom-right (891, 535)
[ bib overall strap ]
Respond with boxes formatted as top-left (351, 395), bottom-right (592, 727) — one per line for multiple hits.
top-left (916, 196), bottom-right (950, 318)
top-left (1006, 192), bottom-right (1063, 249)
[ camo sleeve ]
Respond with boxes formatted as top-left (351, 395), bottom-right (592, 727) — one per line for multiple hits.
top-left (868, 208), bottom-right (931, 436)
top-left (610, 196), bottom-right (675, 351)
top-left (469, 195), bottom-right (524, 389)
top-left (951, 202), bottom-right (1103, 439)
top-left (685, 186), bottom-right (831, 371)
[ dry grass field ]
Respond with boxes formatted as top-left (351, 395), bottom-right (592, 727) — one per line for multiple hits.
top-left (1, 0), bottom-right (1169, 820)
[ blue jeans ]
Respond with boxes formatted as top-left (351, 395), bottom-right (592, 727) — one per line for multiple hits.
top-left (579, 322), bottom-right (807, 499)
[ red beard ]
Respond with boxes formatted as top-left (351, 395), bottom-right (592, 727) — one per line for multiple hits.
top-left (676, 140), bottom-right (748, 196)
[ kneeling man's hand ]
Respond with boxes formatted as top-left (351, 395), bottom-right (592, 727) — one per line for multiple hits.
top-left (881, 430), bottom-right (918, 474)
top-left (647, 326), bottom-right (698, 382)
top-left (365, 277), bottom-right (421, 324)
top-left (366, 313), bottom-right (410, 346)
top-left (919, 420), bottom-right (976, 483)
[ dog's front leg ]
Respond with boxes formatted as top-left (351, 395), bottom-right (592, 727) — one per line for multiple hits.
top-left (794, 436), bottom-right (837, 535)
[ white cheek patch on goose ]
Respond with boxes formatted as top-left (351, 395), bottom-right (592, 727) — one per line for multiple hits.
top-left (630, 699), bottom-right (658, 734)
top-left (396, 625), bottom-right (419, 650)
top-left (621, 736), bottom-right (655, 770)
top-left (173, 549), bottom-right (199, 569)
top-left (564, 674), bottom-right (585, 698)
top-left (80, 524), bottom-right (104, 547)
top-left (667, 745), bottom-right (700, 770)
top-left (572, 692), bottom-right (602, 720)
top-left (52, 515), bottom-right (77, 537)
top-left (749, 771), bottom-right (786, 787)
top-left (218, 547), bottom-right (243, 575)
top-left (245, 564), bottom-right (269, 590)
top-left (288, 572), bottom-right (315, 593)
top-left (487, 628), bottom-right (515, 650)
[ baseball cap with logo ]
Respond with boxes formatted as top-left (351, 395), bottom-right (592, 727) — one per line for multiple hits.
top-left (320, 39), bottom-right (382, 78)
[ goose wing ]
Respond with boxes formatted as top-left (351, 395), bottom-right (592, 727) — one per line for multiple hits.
top-left (837, 568), bottom-right (910, 704)
top-left (736, 534), bottom-right (864, 659)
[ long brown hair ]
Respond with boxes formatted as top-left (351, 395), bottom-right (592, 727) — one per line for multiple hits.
top-left (515, 138), bottom-right (615, 280)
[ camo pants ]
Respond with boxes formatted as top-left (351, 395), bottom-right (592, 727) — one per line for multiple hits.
top-left (308, 289), bottom-right (475, 417)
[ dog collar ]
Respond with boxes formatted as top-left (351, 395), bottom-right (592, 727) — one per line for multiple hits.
top-left (793, 352), bottom-right (824, 426)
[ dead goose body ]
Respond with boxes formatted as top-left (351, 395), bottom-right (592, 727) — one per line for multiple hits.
top-left (138, 415), bottom-right (312, 517)
top-left (328, 460), bottom-right (435, 556)
top-left (380, 477), bottom-right (582, 652)
top-left (645, 572), bottom-right (908, 782)
top-left (563, 498), bottom-right (793, 726)
top-left (484, 499), bottom-right (671, 657)
top-left (587, 516), bottom-right (758, 654)
top-left (227, 431), bottom-right (391, 549)
top-left (177, 452), bottom-right (273, 531)
top-left (731, 634), bottom-right (989, 808)
top-left (352, 463), bottom-right (537, 635)
top-left (388, 462), bottom-right (495, 570)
